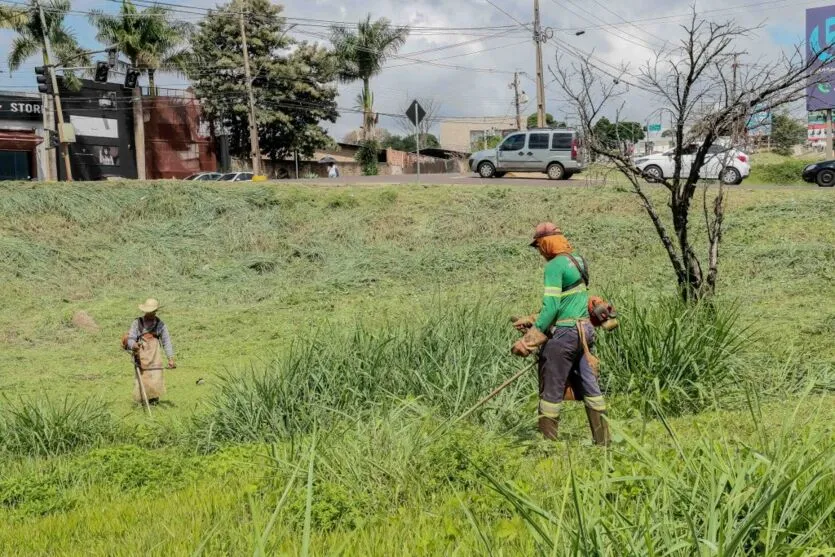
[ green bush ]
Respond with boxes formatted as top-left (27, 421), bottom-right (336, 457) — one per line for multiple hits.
top-left (748, 160), bottom-right (809, 184)
top-left (355, 139), bottom-right (380, 176)
top-left (0, 397), bottom-right (115, 458)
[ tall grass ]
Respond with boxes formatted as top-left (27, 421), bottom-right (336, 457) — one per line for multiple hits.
top-left (192, 302), bottom-right (535, 448)
top-left (194, 297), bottom-right (752, 448)
top-left (478, 401), bottom-right (835, 555)
top-left (598, 297), bottom-right (750, 415)
top-left (0, 397), bottom-right (114, 457)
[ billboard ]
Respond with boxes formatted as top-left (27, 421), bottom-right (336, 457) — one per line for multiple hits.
top-left (746, 110), bottom-right (772, 137)
top-left (807, 6), bottom-right (835, 110)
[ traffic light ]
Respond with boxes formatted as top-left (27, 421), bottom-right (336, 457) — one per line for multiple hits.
top-left (35, 66), bottom-right (50, 94)
top-left (107, 48), bottom-right (118, 68)
top-left (124, 67), bottom-right (140, 89)
top-left (94, 61), bottom-right (109, 83)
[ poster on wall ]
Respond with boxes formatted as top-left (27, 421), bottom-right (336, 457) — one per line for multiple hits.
top-left (68, 115), bottom-right (119, 138)
top-left (807, 6), bottom-right (835, 111)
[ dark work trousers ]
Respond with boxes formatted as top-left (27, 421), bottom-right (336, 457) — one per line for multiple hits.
top-left (537, 322), bottom-right (606, 418)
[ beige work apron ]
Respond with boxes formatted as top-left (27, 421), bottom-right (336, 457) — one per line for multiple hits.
top-left (133, 332), bottom-right (166, 401)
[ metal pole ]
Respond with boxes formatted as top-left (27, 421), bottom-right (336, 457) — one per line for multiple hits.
top-left (133, 357), bottom-right (152, 417)
top-left (534, 0), bottom-right (546, 128)
top-left (36, 0), bottom-right (72, 181)
top-left (240, 7), bottom-right (261, 176)
top-left (827, 109), bottom-right (833, 159)
top-left (414, 103), bottom-right (420, 184)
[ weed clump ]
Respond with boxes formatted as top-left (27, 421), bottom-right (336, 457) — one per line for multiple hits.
top-left (0, 397), bottom-right (115, 458)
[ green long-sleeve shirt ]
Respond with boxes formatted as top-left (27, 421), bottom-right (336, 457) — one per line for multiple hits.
top-left (534, 254), bottom-right (590, 331)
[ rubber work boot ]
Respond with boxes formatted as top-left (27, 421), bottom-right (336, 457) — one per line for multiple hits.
top-left (585, 408), bottom-right (610, 446)
top-left (538, 416), bottom-right (559, 440)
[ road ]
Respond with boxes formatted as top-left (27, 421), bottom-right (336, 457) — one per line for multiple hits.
top-left (283, 172), bottom-right (820, 190)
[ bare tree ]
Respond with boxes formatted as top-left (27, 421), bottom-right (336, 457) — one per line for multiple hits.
top-left (553, 12), bottom-right (833, 301)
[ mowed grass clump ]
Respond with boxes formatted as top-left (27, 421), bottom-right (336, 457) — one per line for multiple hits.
top-left (0, 397), bottom-right (115, 458)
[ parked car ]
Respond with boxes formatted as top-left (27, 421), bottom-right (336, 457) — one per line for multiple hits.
top-left (633, 144), bottom-right (750, 185)
top-left (801, 160), bottom-right (835, 187)
top-left (184, 172), bottom-right (222, 181)
top-left (217, 172), bottom-right (254, 182)
top-left (468, 129), bottom-right (584, 180)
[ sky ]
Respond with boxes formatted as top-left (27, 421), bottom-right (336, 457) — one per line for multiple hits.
top-left (0, 0), bottom-right (825, 140)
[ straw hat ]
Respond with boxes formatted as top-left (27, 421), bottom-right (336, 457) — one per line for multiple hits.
top-left (138, 298), bottom-right (161, 313)
top-left (529, 222), bottom-right (562, 246)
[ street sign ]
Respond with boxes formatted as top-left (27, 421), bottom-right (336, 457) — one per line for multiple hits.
top-left (406, 100), bottom-right (426, 127)
top-left (647, 123), bottom-right (662, 133)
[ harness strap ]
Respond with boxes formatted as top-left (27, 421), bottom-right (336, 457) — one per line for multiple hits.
top-left (576, 320), bottom-right (600, 377)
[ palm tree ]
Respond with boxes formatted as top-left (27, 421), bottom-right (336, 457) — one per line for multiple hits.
top-left (8, 0), bottom-right (89, 76)
top-left (0, 5), bottom-right (27, 30)
top-left (90, 0), bottom-right (190, 180)
top-left (331, 15), bottom-right (409, 140)
top-left (89, 0), bottom-right (191, 96)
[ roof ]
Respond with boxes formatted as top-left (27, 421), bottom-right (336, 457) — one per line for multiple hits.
top-left (414, 147), bottom-right (470, 159)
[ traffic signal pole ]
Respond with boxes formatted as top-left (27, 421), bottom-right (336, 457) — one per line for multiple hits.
top-left (35, 0), bottom-right (72, 181)
top-left (239, 6), bottom-right (262, 176)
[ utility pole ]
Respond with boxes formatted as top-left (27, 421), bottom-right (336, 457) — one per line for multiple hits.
top-left (730, 51), bottom-right (748, 143)
top-left (239, 7), bottom-right (261, 176)
top-left (36, 0), bottom-right (72, 181)
top-left (510, 71), bottom-right (522, 130)
top-left (533, 0), bottom-right (546, 128)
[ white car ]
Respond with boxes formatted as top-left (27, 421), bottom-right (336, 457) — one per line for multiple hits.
top-left (634, 144), bottom-right (750, 185)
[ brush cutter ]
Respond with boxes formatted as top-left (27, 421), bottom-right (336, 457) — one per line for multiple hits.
top-left (132, 353), bottom-right (152, 417)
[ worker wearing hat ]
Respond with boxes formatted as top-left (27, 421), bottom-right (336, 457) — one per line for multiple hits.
top-left (511, 223), bottom-right (609, 445)
top-left (125, 298), bottom-right (176, 405)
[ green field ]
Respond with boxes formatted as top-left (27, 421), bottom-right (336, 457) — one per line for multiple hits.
top-left (1, 181), bottom-right (833, 554)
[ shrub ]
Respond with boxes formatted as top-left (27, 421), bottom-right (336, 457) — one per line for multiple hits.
top-left (597, 297), bottom-right (749, 415)
top-left (355, 139), bottom-right (380, 176)
top-left (0, 397), bottom-right (115, 458)
top-left (748, 160), bottom-right (809, 184)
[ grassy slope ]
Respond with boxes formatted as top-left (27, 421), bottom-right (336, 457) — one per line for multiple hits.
top-left (0, 181), bottom-right (833, 554)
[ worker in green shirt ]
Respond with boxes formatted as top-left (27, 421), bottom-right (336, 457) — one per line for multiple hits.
top-left (511, 222), bottom-right (609, 445)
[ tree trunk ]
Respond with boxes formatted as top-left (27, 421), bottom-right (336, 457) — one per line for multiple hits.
top-left (133, 86), bottom-right (146, 180)
top-left (362, 78), bottom-right (372, 140)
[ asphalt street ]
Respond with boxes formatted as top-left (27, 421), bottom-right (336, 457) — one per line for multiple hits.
top-left (282, 172), bottom-right (822, 191)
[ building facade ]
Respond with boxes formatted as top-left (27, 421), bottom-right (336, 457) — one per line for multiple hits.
top-left (0, 92), bottom-right (48, 180)
top-left (439, 116), bottom-right (523, 153)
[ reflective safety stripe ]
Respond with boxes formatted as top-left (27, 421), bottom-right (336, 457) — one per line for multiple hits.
top-left (543, 284), bottom-right (588, 298)
top-left (584, 395), bottom-right (607, 411)
top-left (539, 399), bottom-right (562, 418)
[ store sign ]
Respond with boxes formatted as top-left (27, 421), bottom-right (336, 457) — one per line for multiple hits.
top-left (0, 95), bottom-right (43, 122)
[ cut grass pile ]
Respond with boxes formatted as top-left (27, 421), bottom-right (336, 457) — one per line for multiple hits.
top-left (0, 180), bottom-right (833, 554)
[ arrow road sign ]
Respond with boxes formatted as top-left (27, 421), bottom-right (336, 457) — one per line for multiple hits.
top-left (406, 100), bottom-right (426, 127)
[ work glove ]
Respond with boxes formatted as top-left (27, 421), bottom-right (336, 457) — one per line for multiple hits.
top-left (511, 326), bottom-right (547, 357)
top-left (510, 314), bottom-right (537, 332)
top-left (167, 358), bottom-right (177, 369)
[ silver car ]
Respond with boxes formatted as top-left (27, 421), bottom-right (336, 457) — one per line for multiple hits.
top-left (468, 129), bottom-right (585, 180)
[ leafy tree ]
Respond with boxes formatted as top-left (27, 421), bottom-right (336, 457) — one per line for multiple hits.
top-left (8, 0), bottom-right (89, 83)
top-left (661, 129), bottom-right (675, 138)
top-left (188, 0), bottom-right (338, 162)
top-left (331, 16), bottom-right (409, 139)
top-left (527, 112), bottom-right (565, 128)
top-left (90, 0), bottom-right (190, 95)
top-left (770, 113), bottom-right (805, 156)
top-left (384, 133), bottom-right (439, 152)
top-left (593, 117), bottom-right (645, 148)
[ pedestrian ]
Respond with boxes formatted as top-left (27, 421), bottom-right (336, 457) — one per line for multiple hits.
top-left (328, 162), bottom-right (340, 178)
top-left (510, 222), bottom-right (609, 445)
top-left (125, 298), bottom-right (176, 405)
